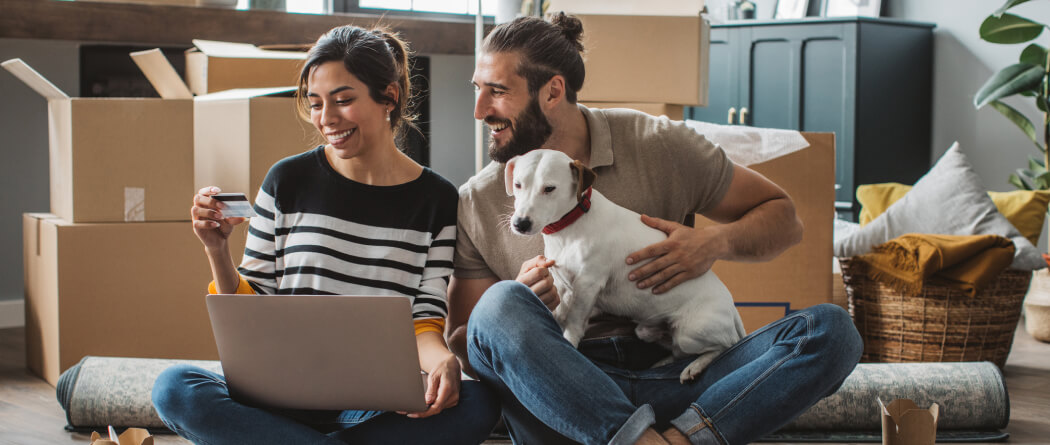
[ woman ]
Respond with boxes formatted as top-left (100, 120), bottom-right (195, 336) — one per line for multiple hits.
top-left (152, 25), bottom-right (499, 444)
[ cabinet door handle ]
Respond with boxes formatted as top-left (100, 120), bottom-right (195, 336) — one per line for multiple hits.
top-left (740, 107), bottom-right (748, 125)
top-left (728, 107), bottom-right (737, 125)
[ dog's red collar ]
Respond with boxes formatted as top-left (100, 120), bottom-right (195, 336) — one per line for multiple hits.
top-left (543, 188), bottom-right (592, 234)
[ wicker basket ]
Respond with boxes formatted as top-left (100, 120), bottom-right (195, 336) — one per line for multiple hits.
top-left (839, 257), bottom-right (1031, 369)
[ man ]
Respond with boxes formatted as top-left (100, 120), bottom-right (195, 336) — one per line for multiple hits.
top-left (446, 13), bottom-right (863, 445)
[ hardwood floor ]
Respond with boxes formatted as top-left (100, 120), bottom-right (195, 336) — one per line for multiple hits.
top-left (1, 319), bottom-right (1048, 445)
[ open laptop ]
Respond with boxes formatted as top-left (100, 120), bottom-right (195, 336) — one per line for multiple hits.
top-left (206, 294), bottom-right (428, 412)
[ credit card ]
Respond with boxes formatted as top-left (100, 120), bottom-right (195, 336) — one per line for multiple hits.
top-left (212, 193), bottom-right (257, 218)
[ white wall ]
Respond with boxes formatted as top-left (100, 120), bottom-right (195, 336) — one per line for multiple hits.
top-left (0, 39), bottom-right (79, 306)
top-left (883, 0), bottom-right (1050, 252)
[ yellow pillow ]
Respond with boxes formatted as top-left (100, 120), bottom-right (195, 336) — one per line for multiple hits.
top-left (857, 183), bottom-right (1050, 246)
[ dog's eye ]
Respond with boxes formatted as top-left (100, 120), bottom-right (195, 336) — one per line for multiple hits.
top-left (543, 186), bottom-right (556, 193)
top-left (514, 182), bottom-right (521, 189)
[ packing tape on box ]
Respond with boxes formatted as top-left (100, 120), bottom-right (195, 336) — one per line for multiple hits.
top-left (124, 187), bottom-right (145, 222)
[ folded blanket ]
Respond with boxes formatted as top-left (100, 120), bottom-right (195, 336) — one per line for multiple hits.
top-left (855, 233), bottom-right (1015, 297)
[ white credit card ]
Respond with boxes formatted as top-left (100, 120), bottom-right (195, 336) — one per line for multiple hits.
top-left (212, 193), bottom-right (257, 218)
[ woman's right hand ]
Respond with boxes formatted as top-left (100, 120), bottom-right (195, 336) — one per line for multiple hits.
top-left (191, 186), bottom-right (247, 250)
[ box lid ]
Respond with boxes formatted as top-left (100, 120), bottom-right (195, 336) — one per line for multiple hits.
top-left (189, 40), bottom-right (307, 60)
top-left (195, 86), bottom-right (297, 101)
top-left (2, 58), bottom-right (69, 100)
top-left (130, 49), bottom-right (194, 100)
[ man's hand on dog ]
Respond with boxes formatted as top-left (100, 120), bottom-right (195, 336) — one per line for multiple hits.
top-left (626, 214), bottom-right (725, 294)
top-left (517, 255), bottom-right (560, 311)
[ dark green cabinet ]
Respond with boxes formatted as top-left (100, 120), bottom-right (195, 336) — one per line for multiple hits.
top-left (688, 18), bottom-right (934, 220)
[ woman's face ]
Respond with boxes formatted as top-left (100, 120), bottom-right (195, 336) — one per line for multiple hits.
top-left (307, 60), bottom-right (393, 159)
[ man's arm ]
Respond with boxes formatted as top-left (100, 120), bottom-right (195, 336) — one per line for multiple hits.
top-left (626, 164), bottom-right (803, 294)
top-left (446, 275), bottom-right (499, 378)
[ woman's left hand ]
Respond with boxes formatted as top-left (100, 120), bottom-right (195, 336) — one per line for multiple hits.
top-left (399, 354), bottom-right (461, 419)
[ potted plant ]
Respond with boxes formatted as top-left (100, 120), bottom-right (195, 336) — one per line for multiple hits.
top-left (974, 0), bottom-right (1050, 343)
top-left (974, 0), bottom-right (1049, 191)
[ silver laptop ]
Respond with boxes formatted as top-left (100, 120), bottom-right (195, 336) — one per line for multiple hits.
top-left (206, 294), bottom-right (428, 412)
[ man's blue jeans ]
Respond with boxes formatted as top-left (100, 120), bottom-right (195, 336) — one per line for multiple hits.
top-left (152, 365), bottom-right (500, 444)
top-left (467, 281), bottom-right (863, 445)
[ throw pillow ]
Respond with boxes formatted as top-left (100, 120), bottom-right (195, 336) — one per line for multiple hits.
top-left (857, 183), bottom-right (1050, 246)
top-left (834, 142), bottom-right (1046, 270)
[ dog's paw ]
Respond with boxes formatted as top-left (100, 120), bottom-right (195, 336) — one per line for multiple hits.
top-left (679, 354), bottom-right (718, 384)
top-left (563, 329), bottom-right (583, 349)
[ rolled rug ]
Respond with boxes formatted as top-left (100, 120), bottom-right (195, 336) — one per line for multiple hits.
top-left (57, 358), bottom-right (1009, 441)
top-left (767, 361), bottom-right (1008, 442)
top-left (57, 356), bottom-right (222, 431)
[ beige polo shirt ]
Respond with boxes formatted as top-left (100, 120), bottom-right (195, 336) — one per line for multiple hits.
top-left (453, 105), bottom-right (734, 338)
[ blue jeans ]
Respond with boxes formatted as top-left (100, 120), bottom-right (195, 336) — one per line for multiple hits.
top-left (467, 281), bottom-right (863, 445)
top-left (152, 364), bottom-right (500, 445)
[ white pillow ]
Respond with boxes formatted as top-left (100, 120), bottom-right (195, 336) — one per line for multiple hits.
top-left (834, 142), bottom-right (1045, 270)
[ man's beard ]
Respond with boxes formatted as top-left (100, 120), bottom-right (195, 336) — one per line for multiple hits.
top-left (487, 97), bottom-right (553, 163)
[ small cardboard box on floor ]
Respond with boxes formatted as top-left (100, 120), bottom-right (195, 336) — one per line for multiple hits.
top-left (696, 133), bottom-right (835, 332)
top-left (1, 59), bottom-right (193, 223)
top-left (574, 14), bottom-right (709, 106)
top-left (23, 213), bottom-right (248, 386)
top-left (184, 39), bottom-right (306, 96)
top-left (132, 49), bottom-right (316, 201)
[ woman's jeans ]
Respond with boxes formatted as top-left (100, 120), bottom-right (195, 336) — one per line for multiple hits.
top-left (152, 365), bottom-right (500, 445)
top-left (467, 281), bottom-right (863, 445)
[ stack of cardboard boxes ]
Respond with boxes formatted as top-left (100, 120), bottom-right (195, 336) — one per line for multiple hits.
top-left (5, 41), bottom-right (313, 385)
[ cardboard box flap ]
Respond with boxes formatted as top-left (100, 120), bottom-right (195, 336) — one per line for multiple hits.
top-left (130, 49), bottom-right (193, 100)
top-left (879, 398), bottom-right (939, 445)
top-left (191, 40), bottom-right (306, 60)
top-left (195, 86), bottom-right (297, 101)
top-left (1, 58), bottom-right (70, 100)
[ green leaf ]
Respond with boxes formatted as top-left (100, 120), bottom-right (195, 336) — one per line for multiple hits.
top-left (975, 63), bottom-right (1044, 108)
top-left (990, 100), bottom-right (1040, 148)
top-left (980, 13), bottom-right (1044, 44)
top-left (994, 0), bottom-right (1035, 17)
top-left (1020, 43), bottom-right (1048, 65)
top-left (1039, 94), bottom-right (1048, 112)
top-left (1035, 171), bottom-right (1050, 189)
top-left (1029, 155), bottom-right (1047, 172)
top-left (1010, 172), bottom-right (1030, 190)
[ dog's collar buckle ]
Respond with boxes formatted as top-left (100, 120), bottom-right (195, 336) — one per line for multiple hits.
top-left (542, 187), bottom-right (592, 234)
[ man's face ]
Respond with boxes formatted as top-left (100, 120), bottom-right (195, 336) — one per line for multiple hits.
top-left (472, 52), bottom-right (553, 163)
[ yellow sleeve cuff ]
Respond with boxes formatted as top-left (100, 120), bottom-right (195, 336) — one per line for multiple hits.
top-left (208, 277), bottom-right (256, 294)
top-left (413, 318), bottom-right (446, 336)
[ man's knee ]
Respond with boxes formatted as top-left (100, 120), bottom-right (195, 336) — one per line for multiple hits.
top-left (468, 280), bottom-right (536, 337)
top-left (152, 365), bottom-right (216, 425)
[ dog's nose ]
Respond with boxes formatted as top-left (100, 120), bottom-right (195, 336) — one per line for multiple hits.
top-left (512, 217), bottom-right (532, 233)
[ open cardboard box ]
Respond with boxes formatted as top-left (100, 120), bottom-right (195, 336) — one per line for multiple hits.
top-left (696, 133), bottom-right (835, 332)
top-left (575, 14), bottom-right (709, 106)
top-left (132, 49), bottom-right (316, 202)
top-left (2, 59), bottom-right (194, 223)
top-left (23, 213), bottom-right (248, 385)
top-left (184, 39), bottom-right (306, 96)
top-left (880, 398), bottom-right (939, 445)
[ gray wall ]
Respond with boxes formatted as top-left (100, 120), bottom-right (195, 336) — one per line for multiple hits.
top-left (0, 39), bottom-right (79, 304)
top-left (426, 54), bottom-right (479, 188)
top-left (882, 0), bottom-right (1050, 252)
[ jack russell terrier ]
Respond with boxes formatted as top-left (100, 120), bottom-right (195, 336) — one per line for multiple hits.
top-left (506, 149), bottom-right (746, 383)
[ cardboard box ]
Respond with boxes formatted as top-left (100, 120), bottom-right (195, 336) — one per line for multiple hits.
top-left (194, 88), bottom-right (317, 201)
top-left (132, 49), bottom-right (316, 202)
top-left (581, 102), bottom-right (684, 120)
top-left (185, 40), bottom-right (306, 96)
top-left (2, 59), bottom-right (194, 223)
top-left (576, 14), bottom-right (709, 106)
top-left (879, 398), bottom-right (939, 445)
top-left (23, 213), bottom-right (248, 385)
top-left (695, 133), bottom-right (835, 332)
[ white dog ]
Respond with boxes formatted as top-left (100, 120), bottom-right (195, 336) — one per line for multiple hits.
top-left (506, 149), bottom-right (746, 382)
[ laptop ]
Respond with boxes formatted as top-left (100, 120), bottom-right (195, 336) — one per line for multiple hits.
top-left (206, 294), bottom-right (428, 412)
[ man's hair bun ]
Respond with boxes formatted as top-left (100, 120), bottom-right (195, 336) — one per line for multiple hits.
top-left (550, 12), bottom-right (583, 52)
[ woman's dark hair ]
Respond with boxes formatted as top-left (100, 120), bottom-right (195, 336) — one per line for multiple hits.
top-left (296, 25), bottom-right (416, 140)
top-left (482, 12), bottom-right (585, 103)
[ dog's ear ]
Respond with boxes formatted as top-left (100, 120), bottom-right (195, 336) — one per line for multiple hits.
top-left (504, 158), bottom-right (517, 196)
top-left (569, 160), bottom-right (596, 202)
